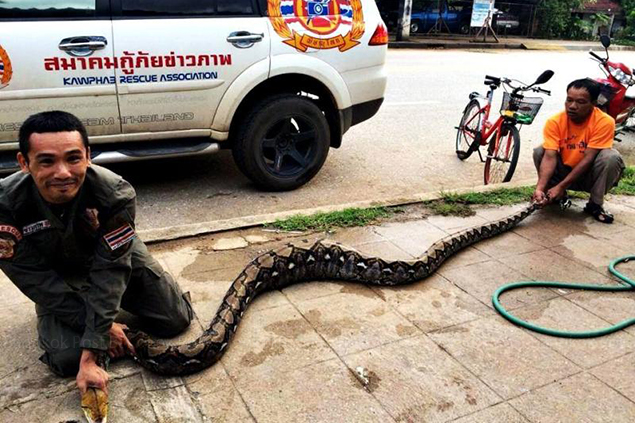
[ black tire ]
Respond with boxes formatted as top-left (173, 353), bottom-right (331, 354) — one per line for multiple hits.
top-left (410, 21), bottom-right (420, 33)
top-left (484, 124), bottom-right (520, 185)
top-left (456, 100), bottom-right (483, 160)
top-left (232, 94), bottom-right (330, 191)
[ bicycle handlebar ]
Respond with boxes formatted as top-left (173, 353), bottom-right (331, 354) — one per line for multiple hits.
top-left (482, 74), bottom-right (551, 96)
top-left (484, 75), bottom-right (501, 86)
top-left (532, 87), bottom-right (551, 95)
top-left (589, 51), bottom-right (604, 61)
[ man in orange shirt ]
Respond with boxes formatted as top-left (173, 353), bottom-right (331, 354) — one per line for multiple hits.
top-left (532, 78), bottom-right (625, 223)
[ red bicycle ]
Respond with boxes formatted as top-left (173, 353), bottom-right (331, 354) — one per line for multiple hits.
top-left (456, 70), bottom-right (554, 184)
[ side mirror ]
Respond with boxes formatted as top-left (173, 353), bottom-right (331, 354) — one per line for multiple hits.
top-left (534, 70), bottom-right (554, 85)
top-left (600, 34), bottom-right (611, 49)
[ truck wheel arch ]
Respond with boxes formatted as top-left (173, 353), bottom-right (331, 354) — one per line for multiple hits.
top-left (227, 73), bottom-right (347, 149)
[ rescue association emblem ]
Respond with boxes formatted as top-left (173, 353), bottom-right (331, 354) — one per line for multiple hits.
top-left (269, 0), bottom-right (365, 52)
top-left (0, 237), bottom-right (16, 259)
top-left (0, 45), bottom-right (12, 89)
top-left (0, 224), bottom-right (22, 259)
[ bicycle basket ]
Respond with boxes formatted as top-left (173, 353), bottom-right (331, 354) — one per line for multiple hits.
top-left (500, 92), bottom-right (544, 125)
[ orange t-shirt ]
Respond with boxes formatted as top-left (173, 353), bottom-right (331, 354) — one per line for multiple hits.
top-left (542, 107), bottom-right (615, 167)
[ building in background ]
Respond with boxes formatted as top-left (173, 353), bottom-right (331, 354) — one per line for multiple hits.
top-left (575, 0), bottom-right (623, 37)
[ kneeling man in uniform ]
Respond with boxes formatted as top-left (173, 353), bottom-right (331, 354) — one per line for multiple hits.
top-left (0, 111), bottom-right (193, 396)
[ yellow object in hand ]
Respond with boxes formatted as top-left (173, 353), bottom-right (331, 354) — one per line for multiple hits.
top-left (81, 387), bottom-right (108, 423)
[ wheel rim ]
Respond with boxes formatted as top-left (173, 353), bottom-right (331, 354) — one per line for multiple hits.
top-left (260, 115), bottom-right (318, 178)
top-left (457, 104), bottom-right (480, 153)
top-left (485, 131), bottom-right (516, 184)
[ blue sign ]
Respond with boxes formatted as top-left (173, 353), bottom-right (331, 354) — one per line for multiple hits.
top-left (471, 0), bottom-right (495, 27)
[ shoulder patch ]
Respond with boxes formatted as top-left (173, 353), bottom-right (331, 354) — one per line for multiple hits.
top-left (104, 224), bottom-right (135, 251)
top-left (0, 225), bottom-right (20, 259)
top-left (23, 220), bottom-right (51, 236)
top-left (0, 237), bottom-right (16, 259)
top-left (0, 225), bottom-right (22, 241)
top-left (83, 208), bottom-right (100, 231)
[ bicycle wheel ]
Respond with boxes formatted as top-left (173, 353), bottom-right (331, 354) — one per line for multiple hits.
top-left (484, 124), bottom-right (520, 184)
top-left (456, 100), bottom-right (483, 160)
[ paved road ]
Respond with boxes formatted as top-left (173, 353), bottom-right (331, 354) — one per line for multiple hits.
top-left (110, 49), bottom-right (635, 233)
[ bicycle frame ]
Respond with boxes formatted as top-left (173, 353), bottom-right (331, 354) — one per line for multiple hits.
top-left (463, 86), bottom-right (511, 162)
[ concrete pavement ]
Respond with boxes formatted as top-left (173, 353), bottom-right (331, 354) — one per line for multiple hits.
top-left (1, 194), bottom-right (635, 422)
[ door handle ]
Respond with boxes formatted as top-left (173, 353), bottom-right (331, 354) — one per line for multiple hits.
top-left (226, 31), bottom-right (264, 49)
top-left (59, 36), bottom-right (108, 57)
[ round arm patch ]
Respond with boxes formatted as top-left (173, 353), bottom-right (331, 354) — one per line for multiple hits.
top-left (0, 225), bottom-right (22, 259)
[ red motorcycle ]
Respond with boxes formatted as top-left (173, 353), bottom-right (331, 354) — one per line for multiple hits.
top-left (590, 35), bottom-right (635, 137)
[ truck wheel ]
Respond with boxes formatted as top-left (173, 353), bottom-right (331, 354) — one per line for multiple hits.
top-left (232, 94), bottom-right (330, 191)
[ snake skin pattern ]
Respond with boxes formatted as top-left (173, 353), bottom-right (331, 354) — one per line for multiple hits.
top-left (126, 203), bottom-right (538, 375)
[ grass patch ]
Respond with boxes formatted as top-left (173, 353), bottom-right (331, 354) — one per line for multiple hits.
top-left (424, 187), bottom-right (534, 217)
top-left (267, 206), bottom-right (394, 232)
top-left (438, 186), bottom-right (534, 206)
top-left (612, 167), bottom-right (635, 196)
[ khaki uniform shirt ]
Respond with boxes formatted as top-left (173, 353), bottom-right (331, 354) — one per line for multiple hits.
top-left (0, 165), bottom-right (137, 351)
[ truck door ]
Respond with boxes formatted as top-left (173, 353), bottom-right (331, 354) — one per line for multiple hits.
top-left (0, 0), bottom-right (120, 151)
top-left (110, 0), bottom-right (270, 136)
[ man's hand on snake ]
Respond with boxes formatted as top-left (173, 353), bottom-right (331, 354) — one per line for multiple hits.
top-left (531, 189), bottom-right (549, 207)
top-left (546, 185), bottom-right (566, 203)
top-left (77, 350), bottom-right (109, 396)
top-left (108, 323), bottom-right (136, 359)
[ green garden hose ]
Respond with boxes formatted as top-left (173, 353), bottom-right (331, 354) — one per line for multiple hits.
top-left (493, 255), bottom-right (635, 338)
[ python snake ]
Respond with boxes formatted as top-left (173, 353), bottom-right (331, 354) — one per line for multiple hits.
top-left (124, 203), bottom-right (538, 376)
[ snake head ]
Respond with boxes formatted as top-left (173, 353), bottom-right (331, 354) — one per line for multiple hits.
top-left (81, 387), bottom-right (108, 423)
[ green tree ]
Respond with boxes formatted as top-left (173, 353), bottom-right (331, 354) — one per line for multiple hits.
top-left (536, 0), bottom-right (585, 38)
top-left (619, 0), bottom-right (635, 39)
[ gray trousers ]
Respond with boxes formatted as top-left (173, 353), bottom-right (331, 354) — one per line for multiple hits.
top-left (37, 240), bottom-right (194, 377)
top-left (533, 146), bottom-right (625, 206)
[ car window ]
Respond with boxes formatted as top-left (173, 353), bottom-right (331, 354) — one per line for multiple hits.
top-left (257, 0), bottom-right (267, 16)
top-left (121, 0), bottom-right (214, 17)
top-left (218, 0), bottom-right (254, 15)
top-left (121, 0), bottom-right (255, 17)
top-left (0, 0), bottom-right (96, 19)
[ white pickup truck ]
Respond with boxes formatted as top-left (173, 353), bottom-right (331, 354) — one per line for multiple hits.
top-left (0, 0), bottom-right (388, 190)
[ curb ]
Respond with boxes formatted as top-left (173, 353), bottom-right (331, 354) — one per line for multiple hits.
top-left (388, 40), bottom-right (635, 52)
top-left (139, 177), bottom-right (536, 244)
top-left (389, 41), bottom-right (524, 50)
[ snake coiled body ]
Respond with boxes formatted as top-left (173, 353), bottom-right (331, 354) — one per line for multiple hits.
top-left (126, 203), bottom-right (538, 375)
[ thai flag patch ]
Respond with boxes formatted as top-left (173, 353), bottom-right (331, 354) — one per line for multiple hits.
top-left (104, 224), bottom-right (135, 251)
